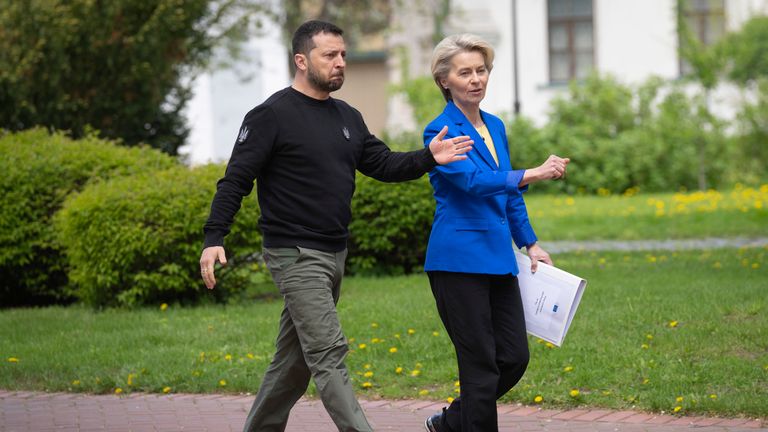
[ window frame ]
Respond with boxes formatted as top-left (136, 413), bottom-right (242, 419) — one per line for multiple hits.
top-left (547, 0), bottom-right (595, 84)
top-left (679, 0), bottom-right (726, 76)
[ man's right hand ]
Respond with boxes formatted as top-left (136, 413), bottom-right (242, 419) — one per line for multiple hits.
top-left (200, 246), bottom-right (227, 289)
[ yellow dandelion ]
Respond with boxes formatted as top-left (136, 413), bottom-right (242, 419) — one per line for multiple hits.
top-left (673, 406), bottom-right (682, 413)
top-left (569, 389), bottom-right (580, 397)
top-left (225, 354), bottom-right (232, 361)
top-left (563, 366), bottom-right (574, 372)
top-left (752, 263), bottom-right (760, 269)
top-left (394, 333), bottom-right (401, 339)
top-left (371, 338), bottom-right (381, 343)
top-left (419, 389), bottom-right (430, 396)
top-left (534, 395), bottom-right (543, 403)
top-left (395, 367), bottom-right (403, 374)
top-left (410, 370), bottom-right (421, 377)
top-left (219, 380), bottom-right (227, 387)
top-left (127, 374), bottom-right (134, 386)
top-left (416, 362), bottom-right (423, 369)
top-left (371, 322), bottom-right (379, 328)
top-left (362, 382), bottom-right (372, 388)
top-left (641, 344), bottom-right (649, 349)
top-left (407, 329), bottom-right (416, 335)
top-left (364, 371), bottom-right (374, 378)
top-left (160, 303), bottom-right (168, 311)
top-left (432, 331), bottom-right (440, 336)
top-left (358, 343), bottom-right (367, 350)
top-left (668, 320), bottom-right (678, 328)
top-left (454, 380), bottom-right (460, 387)
top-left (389, 347), bottom-right (398, 353)
top-left (646, 334), bottom-right (654, 340)
top-left (709, 394), bottom-right (717, 400)
top-left (72, 380), bottom-right (81, 386)
top-left (545, 342), bottom-right (555, 349)
top-left (713, 261), bottom-right (722, 269)
top-left (447, 397), bottom-right (455, 404)
top-left (455, 388), bottom-right (461, 394)
top-left (364, 364), bottom-right (371, 369)
top-left (349, 337), bottom-right (356, 343)
top-left (7, 357), bottom-right (19, 363)
top-left (602, 390), bottom-right (613, 396)
top-left (642, 378), bottom-right (650, 385)
top-left (246, 353), bottom-right (255, 359)
top-left (598, 258), bottom-right (606, 265)
top-left (115, 388), bottom-right (123, 395)
top-left (163, 387), bottom-right (171, 394)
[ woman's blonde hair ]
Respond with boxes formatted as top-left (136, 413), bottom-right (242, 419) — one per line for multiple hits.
top-left (431, 34), bottom-right (495, 102)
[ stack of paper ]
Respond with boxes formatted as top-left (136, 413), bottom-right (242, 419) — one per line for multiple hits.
top-left (515, 251), bottom-right (587, 347)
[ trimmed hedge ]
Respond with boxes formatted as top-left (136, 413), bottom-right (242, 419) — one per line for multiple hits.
top-left (0, 128), bottom-right (177, 306)
top-left (348, 175), bottom-right (435, 275)
top-left (54, 164), bottom-right (264, 308)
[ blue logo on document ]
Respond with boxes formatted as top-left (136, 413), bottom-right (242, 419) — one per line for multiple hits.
top-left (552, 304), bottom-right (559, 312)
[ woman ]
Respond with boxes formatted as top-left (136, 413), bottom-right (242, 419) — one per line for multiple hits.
top-left (422, 34), bottom-right (569, 432)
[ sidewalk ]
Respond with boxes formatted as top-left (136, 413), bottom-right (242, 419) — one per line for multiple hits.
top-left (1, 391), bottom-right (765, 432)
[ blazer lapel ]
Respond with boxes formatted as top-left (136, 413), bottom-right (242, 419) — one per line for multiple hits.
top-left (443, 102), bottom-right (498, 169)
top-left (485, 116), bottom-right (511, 170)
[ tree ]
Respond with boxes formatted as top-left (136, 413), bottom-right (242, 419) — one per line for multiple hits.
top-left (0, 0), bottom-right (271, 154)
top-left (718, 15), bottom-right (768, 85)
top-left (279, 0), bottom-right (392, 73)
top-left (675, 0), bottom-right (727, 190)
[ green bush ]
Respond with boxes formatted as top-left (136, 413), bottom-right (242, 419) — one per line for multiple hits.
top-left (506, 74), bottom-right (741, 194)
top-left (348, 174), bottom-right (435, 275)
top-left (54, 164), bottom-right (264, 308)
top-left (0, 128), bottom-right (177, 306)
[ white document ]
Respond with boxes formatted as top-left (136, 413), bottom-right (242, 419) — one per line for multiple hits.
top-left (515, 250), bottom-right (587, 347)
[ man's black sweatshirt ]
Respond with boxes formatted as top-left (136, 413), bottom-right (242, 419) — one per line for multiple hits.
top-left (203, 87), bottom-right (438, 252)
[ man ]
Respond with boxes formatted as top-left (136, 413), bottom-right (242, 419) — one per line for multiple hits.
top-left (199, 20), bottom-right (472, 432)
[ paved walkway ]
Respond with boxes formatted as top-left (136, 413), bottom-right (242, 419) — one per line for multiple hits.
top-left (1, 391), bottom-right (765, 432)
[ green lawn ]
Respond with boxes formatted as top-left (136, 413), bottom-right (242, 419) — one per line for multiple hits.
top-left (525, 185), bottom-right (767, 240)
top-left (2, 247), bottom-right (766, 418)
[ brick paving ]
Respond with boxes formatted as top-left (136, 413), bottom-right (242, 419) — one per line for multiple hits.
top-left (1, 391), bottom-right (765, 432)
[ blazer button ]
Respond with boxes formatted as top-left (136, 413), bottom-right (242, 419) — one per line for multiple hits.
top-left (500, 219), bottom-right (506, 225)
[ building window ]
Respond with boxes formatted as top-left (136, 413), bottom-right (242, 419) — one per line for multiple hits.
top-left (680, 0), bottom-right (726, 75)
top-left (548, 0), bottom-right (594, 83)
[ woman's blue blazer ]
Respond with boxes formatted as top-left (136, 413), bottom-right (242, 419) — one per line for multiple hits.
top-left (423, 101), bottom-right (537, 275)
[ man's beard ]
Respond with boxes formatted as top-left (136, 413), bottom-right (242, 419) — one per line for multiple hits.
top-left (307, 61), bottom-right (344, 92)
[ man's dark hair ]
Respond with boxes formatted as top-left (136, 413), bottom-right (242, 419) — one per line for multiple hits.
top-left (292, 20), bottom-right (343, 57)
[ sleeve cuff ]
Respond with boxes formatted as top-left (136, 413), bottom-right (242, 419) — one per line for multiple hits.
top-left (505, 170), bottom-right (528, 194)
top-left (420, 147), bottom-right (438, 171)
top-left (203, 230), bottom-right (226, 249)
top-left (513, 232), bottom-right (538, 250)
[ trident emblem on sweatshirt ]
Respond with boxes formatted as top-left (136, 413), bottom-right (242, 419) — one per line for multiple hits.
top-left (237, 126), bottom-right (250, 143)
top-left (342, 126), bottom-right (350, 140)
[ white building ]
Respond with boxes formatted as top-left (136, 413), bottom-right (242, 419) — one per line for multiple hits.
top-left (180, 16), bottom-right (289, 165)
top-left (181, 0), bottom-right (768, 164)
